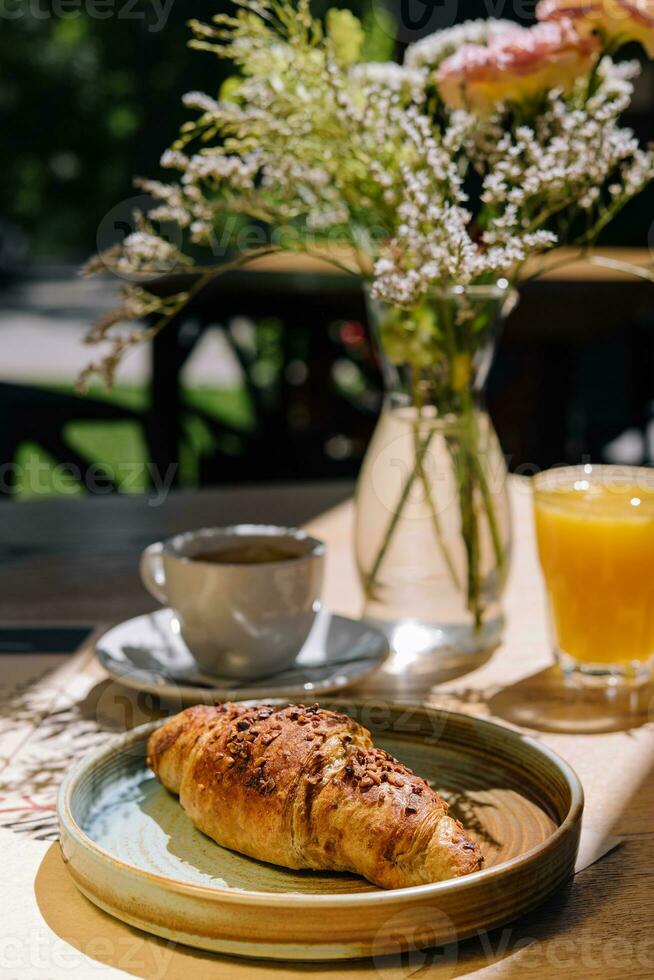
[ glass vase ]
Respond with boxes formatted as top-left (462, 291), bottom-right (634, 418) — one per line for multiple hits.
top-left (355, 283), bottom-right (516, 674)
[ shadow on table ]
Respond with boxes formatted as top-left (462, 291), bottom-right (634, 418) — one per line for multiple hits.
top-left (35, 838), bottom-right (589, 979)
top-left (77, 677), bottom-right (189, 731)
top-left (78, 644), bottom-right (504, 734)
top-left (482, 666), bottom-right (654, 735)
top-left (78, 659), bottom-right (654, 738)
top-left (352, 642), bottom-right (498, 701)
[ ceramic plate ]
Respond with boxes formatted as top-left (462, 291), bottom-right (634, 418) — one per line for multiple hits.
top-left (58, 701), bottom-right (583, 961)
top-left (96, 608), bottom-right (389, 701)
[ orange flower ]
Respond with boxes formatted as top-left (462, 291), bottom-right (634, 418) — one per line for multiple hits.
top-left (537, 0), bottom-right (654, 55)
top-left (437, 20), bottom-right (600, 112)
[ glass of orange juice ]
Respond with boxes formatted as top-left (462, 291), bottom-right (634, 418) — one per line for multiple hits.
top-left (533, 464), bottom-right (654, 686)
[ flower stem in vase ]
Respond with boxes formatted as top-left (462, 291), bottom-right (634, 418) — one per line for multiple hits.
top-left (460, 451), bottom-right (483, 631)
top-left (358, 285), bottom-right (512, 653)
top-left (470, 437), bottom-right (508, 585)
top-left (450, 421), bottom-right (483, 631)
top-left (411, 372), bottom-right (461, 593)
top-left (363, 367), bottom-right (462, 602)
top-left (412, 423), bottom-right (461, 593)
top-left (362, 429), bottom-right (434, 602)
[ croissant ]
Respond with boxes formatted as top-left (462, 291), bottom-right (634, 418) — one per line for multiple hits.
top-left (147, 702), bottom-right (483, 889)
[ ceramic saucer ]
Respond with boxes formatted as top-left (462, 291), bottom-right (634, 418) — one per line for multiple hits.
top-left (96, 608), bottom-right (389, 703)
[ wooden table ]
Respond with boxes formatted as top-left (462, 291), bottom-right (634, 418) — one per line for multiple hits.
top-left (1, 479), bottom-right (653, 979)
top-left (246, 247), bottom-right (654, 281)
top-left (0, 482), bottom-right (353, 623)
top-left (147, 245), bottom-right (654, 487)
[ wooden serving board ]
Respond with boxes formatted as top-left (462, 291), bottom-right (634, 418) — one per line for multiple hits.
top-left (57, 702), bottom-right (582, 961)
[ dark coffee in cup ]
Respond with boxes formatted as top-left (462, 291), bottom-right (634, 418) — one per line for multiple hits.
top-left (190, 542), bottom-right (304, 566)
top-left (140, 525), bottom-right (325, 679)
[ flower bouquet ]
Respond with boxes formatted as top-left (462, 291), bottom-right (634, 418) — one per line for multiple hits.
top-left (84, 0), bottom-right (654, 654)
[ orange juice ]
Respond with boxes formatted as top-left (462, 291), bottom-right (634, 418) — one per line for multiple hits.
top-left (534, 469), bottom-right (654, 672)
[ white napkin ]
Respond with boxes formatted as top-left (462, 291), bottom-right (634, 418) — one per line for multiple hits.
top-left (575, 827), bottom-right (622, 873)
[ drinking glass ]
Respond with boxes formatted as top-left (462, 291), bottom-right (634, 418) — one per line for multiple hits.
top-left (533, 464), bottom-right (654, 686)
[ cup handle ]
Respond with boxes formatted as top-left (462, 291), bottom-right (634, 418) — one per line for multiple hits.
top-left (140, 542), bottom-right (168, 605)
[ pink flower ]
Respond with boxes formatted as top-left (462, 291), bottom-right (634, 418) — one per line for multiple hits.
top-left (437, 20), bottom-right (600, 112)
top-left (537, 0), bottom-right (654, 56)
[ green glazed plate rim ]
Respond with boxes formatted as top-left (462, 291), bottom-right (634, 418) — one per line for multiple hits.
top-left (57, 702), bottom-right (584, 908)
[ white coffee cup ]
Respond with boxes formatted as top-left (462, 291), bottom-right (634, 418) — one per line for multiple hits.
top-left (140, 525), bottom-right (325, 680)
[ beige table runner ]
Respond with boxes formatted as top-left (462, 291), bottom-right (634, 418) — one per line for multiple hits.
top-left (1, 478), bottom-right (653, 978)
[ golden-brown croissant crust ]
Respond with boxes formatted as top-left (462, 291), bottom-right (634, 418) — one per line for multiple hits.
top-left (147, 702), bottom-right (483, 889)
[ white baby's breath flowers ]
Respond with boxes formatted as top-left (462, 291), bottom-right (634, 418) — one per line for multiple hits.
top-left (472, 56), bottom-right (654, 234)
top-left (106, 7), bottom-right (654, 291)
top-left (181, 91), bottom-right (221, 115)
top-left (369, 102), bottom-right (558, 307)
top-left (115, 229), bottom-right (189, 275)
top-left (149, 10), bottom-right (654, 300)
top-left (183, 152), bottom-right (260, 191)
top-left (622, 148), bottom-right (654, 197)
top-left (350, 63), bottom-right (428, 102)
top-left (81, 2), bottom-right (654, 386)
top-left (160, 149), bottom-right (190, 171)
top-left (148, 205), bottom-right (191, 227)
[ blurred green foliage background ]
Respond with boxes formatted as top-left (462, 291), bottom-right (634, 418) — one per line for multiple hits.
top-left (0, 0), bottom-right (396, 260)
